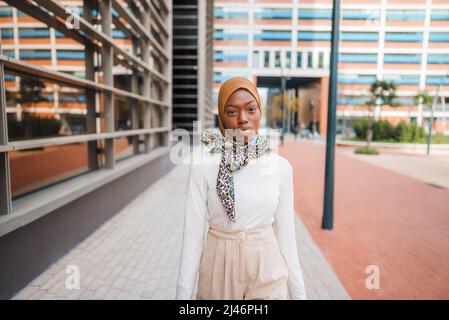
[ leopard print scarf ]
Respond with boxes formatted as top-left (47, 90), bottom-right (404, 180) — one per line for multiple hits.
top-left (201, 128), bottom-right (271, 222)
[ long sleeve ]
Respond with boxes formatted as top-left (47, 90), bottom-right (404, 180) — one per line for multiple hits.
top-left (176, 161), bottom-right (208, 299)
top-left (274, 158), bottom-right (307, 300)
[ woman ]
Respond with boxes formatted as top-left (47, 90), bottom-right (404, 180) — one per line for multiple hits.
top-left (176, 77), bottom-right (307, 300)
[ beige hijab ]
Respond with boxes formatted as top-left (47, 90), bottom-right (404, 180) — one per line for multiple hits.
top-left (217, 77), bottom-right (261, 136)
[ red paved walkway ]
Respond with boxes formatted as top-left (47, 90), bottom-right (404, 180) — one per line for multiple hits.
top-left (280, 140), bottom-right (449, 299)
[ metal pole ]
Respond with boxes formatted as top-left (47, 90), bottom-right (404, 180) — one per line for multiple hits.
top-left (427, 84), bottom-right (441, 155)
top-left (322, 0), bottom-right (340, 230)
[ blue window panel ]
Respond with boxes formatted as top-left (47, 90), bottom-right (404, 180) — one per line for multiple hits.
top-left (383, 76), bottom-right (420, 85)
top-left (431, 10), bottom-right (449, 20)
top-left (338, 75), bottom-right (377, 84)
top-left (298, 31), bottom-right (331, 41)
top-left (385, 32), bottom-right (423, 42)
top-left (4, 75), bottom-right (15, 81)
top-left (0, 7), bottom-right (12, 17)
top-left (55, 30), bottom-right (66, 38)
top-left (426, 76), bottom-right (449, 85)
top-left (19, 28), bottom-right (50, 38)
top-left (213, 52), bottom-right (224, 61)
top-left (60, 95), bottom-right (86, 103)
top-left (298, 9), bottom-right (332, 19)
top-left (341, 32), bottom-right (378, 42)
top-left (255, 9), bottom-right (292, 19)
top-left (112, 30), bottom-right (128, 39)
top-left (337, 97), bottom-right (368, 105)
top-left (17, 10), bottom-right (29, 17)
top-left (429, 32), bottom-right (449, 42)
top-left (57, 50), bottom-right (85, 60)
top-left (384, 54), bottom-right (421, 64)
top-left (1, 28), bottom-right (13, 39)
top-left (214, 8), bottom-right (248, 19)
top-left (213, 53), bottom-right (247, 62)
top-left (340, 53), bottom-right (377, 63)
top-left (214, 73), bottom-right (249, 83)
top-left (386, 10), bottom-right (425, 21)
top-left (3, 50), bottom-right (14, 58)
top-left (428, 54), bottom-right (449, 64)
top-left (254, 31), bottom-right (291, 41)
top-left (214, 31), bottom-right (247, 40)
top-left (19, 50), bottom-right (51, 59)
top-left (342, 10), bottom-right (379, 20)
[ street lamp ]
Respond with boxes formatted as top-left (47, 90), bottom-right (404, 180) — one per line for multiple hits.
top-left (322, 0), bottom-right (341, 230)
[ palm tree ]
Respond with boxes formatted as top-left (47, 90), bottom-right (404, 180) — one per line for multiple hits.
top-left (364, 80), bottom-right (398, 149)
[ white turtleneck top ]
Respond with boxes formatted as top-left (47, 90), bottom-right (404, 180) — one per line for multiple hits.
top-left (176, 146), bottom-right (307, 300)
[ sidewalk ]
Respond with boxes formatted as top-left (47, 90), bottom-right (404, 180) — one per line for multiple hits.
top-left (280, 138), bottom-right (449, 299)
top-left (12, 152), bottom-right (349, 300)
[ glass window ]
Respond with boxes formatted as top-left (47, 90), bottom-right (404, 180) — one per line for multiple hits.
top-left (429, 32), bottom-right (449, 42)
top-left (307, 52), bottom-right (313, 68)
top-left (19, 28), bottom-right (50, 38)
top-left (19, 49), bottom-right (51, 60)
top-left (275, 51), bottom-right (281, 68)
top-left (341, 32), bottom-right (378, 42)
top-left (428, 54), bottom-right (449, 64)
top-left (318, 52), bottom-right (324, 68)
top-left (384, 54), bottom-right (421, 64)
top-left (254, 30), bottom-right (291, 41)
top-left (255, 8), bottom-right (292, 20)
top-left (340, 53), bottom-right (377, 63)
top-left (56, 50), bottom-right (85, 60)
top-left (253, 51), bottom-right (259, 68)
top-left (214, 7), bottom-right (248, 19)
top-left (0, 7), bottom-right (13, 17)
top-left (264, 51), bottom-right (270, 68)
top-left (385, 32), bottom-right (423, 42)
top-left (298, 31), bottom-right (331, 41)
top-left (431, 10), bottom-right (449, 20)
top-left (298, 9), bottom-right (332, 20)
top-left (5, 72), bottom-right (87, 141)
top-left (297, 52), bottom-right (302, 68)
top-left (386, 10), bottom-right (425, 21)
top-left (286, 52), bottom-right (291, 68)
top-left (1, 28), bottom-right (14, 39)
top-left (338, 74), bottom-right (377, 84)
top-left (342, 10), bottom-right (379, 20)
top-left (383, 75), bottom-right (420, 85)
top-left (10, 142), bottom-right (91, 198)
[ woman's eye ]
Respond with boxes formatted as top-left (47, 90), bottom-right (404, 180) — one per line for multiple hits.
top-left (227, 111), bottom-right (236, 116)
top-left (249, 107), bottom-right (256, 112)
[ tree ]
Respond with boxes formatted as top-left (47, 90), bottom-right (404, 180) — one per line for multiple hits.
top-left (364, 80), bottom-right (398, 149)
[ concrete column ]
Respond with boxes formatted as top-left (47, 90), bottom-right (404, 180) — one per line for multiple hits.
top-left (99, 0), bottom-right (115, 168)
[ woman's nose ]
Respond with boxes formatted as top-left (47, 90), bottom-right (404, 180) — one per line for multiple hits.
top-left (238, 111), bottom-right (248, 123)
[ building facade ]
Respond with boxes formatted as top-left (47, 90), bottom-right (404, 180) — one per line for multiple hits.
top-left (172, 0), bottom-right (215, 134)
top-left (213, 0), bottom-right (449, 135)
top-left (0, 0), bottom-right (173, 298)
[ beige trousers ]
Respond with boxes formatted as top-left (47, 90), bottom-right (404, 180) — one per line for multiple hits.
top-left (197, 223), bottom-right (289, 300)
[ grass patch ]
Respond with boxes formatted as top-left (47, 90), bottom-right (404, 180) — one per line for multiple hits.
top-left (344, 134), bottom-right (449, 144)
top-left (354, 147), bottom-right (379, 155)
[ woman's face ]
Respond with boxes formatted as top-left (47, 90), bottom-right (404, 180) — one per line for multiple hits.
top-left (221, 89), bottom-right (261, 141)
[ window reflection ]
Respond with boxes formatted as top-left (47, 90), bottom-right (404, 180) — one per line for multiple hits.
top-left (10, 143), bottom-right (90, 198)
top-left (5, 72), bottom-right (87, 141)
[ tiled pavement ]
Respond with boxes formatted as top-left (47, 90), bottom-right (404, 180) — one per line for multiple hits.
top-left (12, 148), bottom-right (350, 300)
top-left (281, 138), bottom-right (449, 299)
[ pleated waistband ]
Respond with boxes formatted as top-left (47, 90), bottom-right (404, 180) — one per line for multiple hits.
top-left (207, 223), bottom-right (275, 241)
